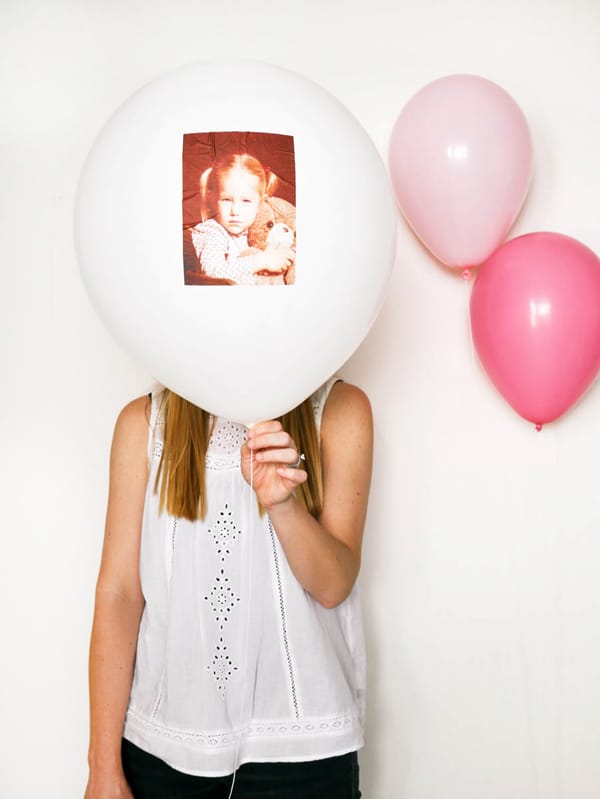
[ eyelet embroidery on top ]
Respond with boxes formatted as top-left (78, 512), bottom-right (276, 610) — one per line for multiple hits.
top-left (210, 503), bottom-right (241, 561)
top-left (205, 419), bottom-right (247, 470)
top-left (209, 420), bottom-right (247, 454)
top-left (126, 706), bottom-right (357, 747)
top-left (206, 638), bottom-right (239, 695)
top-left (204, 573), bottom-right (240, 629)
top-left (268, 518), bottom-right (300, 719)
top-left (204, 502), bottom-right (243, 696)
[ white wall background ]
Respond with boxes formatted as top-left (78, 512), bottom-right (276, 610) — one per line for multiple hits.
top-left (3, 0), bottom-right (600, 797)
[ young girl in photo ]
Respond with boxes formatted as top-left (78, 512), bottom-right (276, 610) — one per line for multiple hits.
top-left (191, 153), bottom-right (295, 285)
top-left (84, 377), bottom-right (372, 798)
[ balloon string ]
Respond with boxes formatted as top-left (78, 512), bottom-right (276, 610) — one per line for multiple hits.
top-left (464, 274), bottom-right (477, 370)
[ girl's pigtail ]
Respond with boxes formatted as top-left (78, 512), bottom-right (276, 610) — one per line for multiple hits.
top-left (264, 169), bottom-right (279, 197)
top-left (199, 166), bottom-right (213, 222)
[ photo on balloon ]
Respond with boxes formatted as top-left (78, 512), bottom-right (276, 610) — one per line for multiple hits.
top-left (182, 131), bottom-right (296, 286)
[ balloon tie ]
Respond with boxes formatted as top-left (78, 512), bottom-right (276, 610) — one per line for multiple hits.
top-left (535, 423), bottom-right (543, 432)
top-left (461, 267), bottom-right (472, 281)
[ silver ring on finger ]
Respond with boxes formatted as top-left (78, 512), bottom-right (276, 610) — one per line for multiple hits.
top-left (290, 452), bottom-right (306, 469)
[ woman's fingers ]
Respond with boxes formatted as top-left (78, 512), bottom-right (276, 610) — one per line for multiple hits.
top-left (243, 423), bottom-right (306, 503)
top-left (276, 466), bottom-right (309, 484)
top-left (254, 447), bottom-right (301, 465)
top-left (247, 421), bottom-right (283, 437)
top-left (247, 430), bottom-right (294, 453)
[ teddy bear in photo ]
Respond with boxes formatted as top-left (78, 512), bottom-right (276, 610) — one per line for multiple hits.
top-left (246, 196), bottom-right (296, 285)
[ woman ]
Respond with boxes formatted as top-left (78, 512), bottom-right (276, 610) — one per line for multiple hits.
top-left (85, 376), bottom-right (372, 798)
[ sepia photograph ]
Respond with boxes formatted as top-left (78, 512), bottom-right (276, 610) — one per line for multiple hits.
top-left (183, 131), bottom-right (296, 285)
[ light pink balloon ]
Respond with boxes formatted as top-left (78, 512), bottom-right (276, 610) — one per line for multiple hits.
top-left (389, 74), bottom-right (533, 271)
top-left (470, 232), bottom-right (600, 428)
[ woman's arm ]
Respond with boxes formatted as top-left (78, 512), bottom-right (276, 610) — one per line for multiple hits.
top-left (85, 397), bottom-right (149, 798)
top-left (242, 382), bottom-right (373, 608)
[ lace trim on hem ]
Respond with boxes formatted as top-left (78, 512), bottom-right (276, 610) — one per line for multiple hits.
top-left (125, 707), bottom-right (359, 748)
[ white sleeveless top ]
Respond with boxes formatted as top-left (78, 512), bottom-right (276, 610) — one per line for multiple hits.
top-left (123, 379), bottom-right (366, 777)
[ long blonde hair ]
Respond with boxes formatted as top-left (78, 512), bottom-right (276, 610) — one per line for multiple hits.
top-left (154, 391), bottom-right (323, 521)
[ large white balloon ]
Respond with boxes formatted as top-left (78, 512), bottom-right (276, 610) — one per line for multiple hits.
top-left (75, 60), bottom-right (396, 422)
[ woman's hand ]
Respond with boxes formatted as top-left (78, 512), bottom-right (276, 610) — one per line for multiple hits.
top-left (84, 768), bottom-right (134, 799)
top-left (241, 421), bottom-right (307, 509)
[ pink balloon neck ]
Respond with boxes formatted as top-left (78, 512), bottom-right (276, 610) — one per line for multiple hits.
top-left (461, 268), bottom-right (472, 281)
top-left (535, 423), bottom-right (543, 432)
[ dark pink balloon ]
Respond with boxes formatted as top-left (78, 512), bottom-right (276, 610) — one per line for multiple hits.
top-left (470, 232), bottom-right (600, 428)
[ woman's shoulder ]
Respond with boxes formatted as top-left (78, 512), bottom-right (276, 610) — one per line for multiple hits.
top-left (113, 395), bottom-right (152, 442)
top-left (322, 381), bottom-right (372, 440)
top-left (107, 395), bottom-right (153, 483)
top-left (324, 381), bottom-right (371, 416)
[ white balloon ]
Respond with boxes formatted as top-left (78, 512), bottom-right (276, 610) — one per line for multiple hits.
top-left (75, 60), bottom-right (396, 423)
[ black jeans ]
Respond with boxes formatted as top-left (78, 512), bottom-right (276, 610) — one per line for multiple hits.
top-left (122, 738), bottom-right (361, 799)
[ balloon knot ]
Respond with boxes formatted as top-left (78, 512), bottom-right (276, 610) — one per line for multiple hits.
top-left (461, 268), bottom-right (472, 281)
top-left (535, 423), bottom-right (543, 432)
